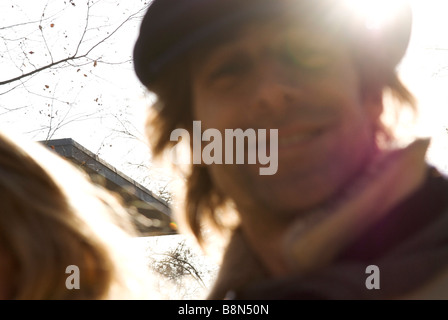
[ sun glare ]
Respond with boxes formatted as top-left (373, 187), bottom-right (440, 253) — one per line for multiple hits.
top-left (343, 0), bottom-right (409, 30)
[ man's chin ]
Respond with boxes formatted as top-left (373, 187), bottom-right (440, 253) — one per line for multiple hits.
top-left (247, 177), bottom-right (338, 218)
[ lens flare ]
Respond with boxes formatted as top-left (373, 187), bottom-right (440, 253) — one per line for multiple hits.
top-left (343, 0), bottom-right (409, 30)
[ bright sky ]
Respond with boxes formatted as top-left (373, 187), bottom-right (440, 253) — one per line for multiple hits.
top-left (399, 0), bottom-right (448, 173)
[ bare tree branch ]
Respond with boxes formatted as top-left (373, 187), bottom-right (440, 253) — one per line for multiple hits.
top-left (73, 1), bottom-right (90, 57)
top-left (0, 55), bottom-right (81, 85)
top-left (0, 4), bottom-right (64, 31)
top-left (82, 4), bottom-right (148, 57)
top-left (38, 0), bottom-right (54, 63)
top-left (0, 3), bottom-right (148, 86)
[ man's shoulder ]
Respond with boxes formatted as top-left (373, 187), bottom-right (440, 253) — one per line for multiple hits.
top-left (232, 166), bottom-right (448, 300)
top-left (338, 165), bottom-right (448, 262)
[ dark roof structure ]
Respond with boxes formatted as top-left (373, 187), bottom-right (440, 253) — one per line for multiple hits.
top-left (41, 138), bottom-right (176, 237)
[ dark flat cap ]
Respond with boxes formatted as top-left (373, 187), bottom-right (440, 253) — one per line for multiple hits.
top-left (133, 0), bottom-right (412, 87)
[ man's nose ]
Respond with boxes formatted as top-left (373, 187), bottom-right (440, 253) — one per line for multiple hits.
top-left (248, 62), bottom-right (303, 118)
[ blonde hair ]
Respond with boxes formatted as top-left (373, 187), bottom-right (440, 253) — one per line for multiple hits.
top-left (0, 130), bottom-right (156, 300)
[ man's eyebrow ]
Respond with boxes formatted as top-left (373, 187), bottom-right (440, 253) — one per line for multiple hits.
top-left (189, 17), bottom-right (271, 64)
top-left (192, 30), bottom-right (241, 60)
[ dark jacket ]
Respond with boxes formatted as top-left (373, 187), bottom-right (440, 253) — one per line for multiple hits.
top-left (208, 166), bottom-right (448, 300)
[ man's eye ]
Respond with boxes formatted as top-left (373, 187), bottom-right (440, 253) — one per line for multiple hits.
top-left (209, 61), bottom-right (250, 80)
top-left (283, 49), bottom-right (331, 71)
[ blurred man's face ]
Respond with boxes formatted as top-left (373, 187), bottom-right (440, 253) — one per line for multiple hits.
top-left (190, 18), bottom-right (382, 221)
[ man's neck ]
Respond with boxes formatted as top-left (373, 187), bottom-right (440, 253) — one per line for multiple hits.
top-left (239, 214), bottom-right (295, 276)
